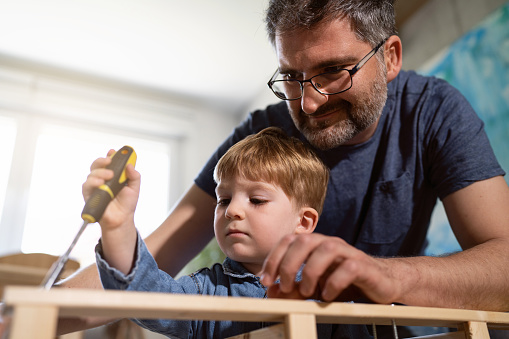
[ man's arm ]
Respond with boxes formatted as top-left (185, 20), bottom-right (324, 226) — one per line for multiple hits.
top-left (56, 183), bottom-right (216, 334)
top-left (262, 176), bottom-right (509, 311)
top-left (394, 175), bottom-right (509, 310)
top-left (144, 184), bottom-right (217, 275)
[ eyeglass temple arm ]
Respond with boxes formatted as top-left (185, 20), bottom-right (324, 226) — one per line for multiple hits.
top-left (350, 38), bottom-right (388, 75)
top-left (268, 68), bottom-right (280, 83)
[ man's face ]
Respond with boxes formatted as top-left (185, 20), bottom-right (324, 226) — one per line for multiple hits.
top-left (275, 19), bottom-right (388, 149)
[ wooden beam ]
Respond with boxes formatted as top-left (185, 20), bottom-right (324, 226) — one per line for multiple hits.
top-left (5, 286), bottom-right (509, 339)
top-left (10, 304), bottom-right (58, 338)
top-left (226, 324), bottom-right (285, 339)
top-left (463, 321), bottom-right (490, 339)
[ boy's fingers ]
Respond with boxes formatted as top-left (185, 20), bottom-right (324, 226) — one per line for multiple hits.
top-left (125, 164), bottom-right (141, 191)
top-left (90, 156), bottom-right (111, 171)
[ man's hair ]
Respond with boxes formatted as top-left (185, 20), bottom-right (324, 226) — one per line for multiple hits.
top-left (214, 127), bottom-right (329, 215)
top-left (265, 0), bottom-right (397, 48)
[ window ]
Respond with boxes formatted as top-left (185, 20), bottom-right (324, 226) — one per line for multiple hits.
top-left (0, 116), bottom-right (17, 221)
top-left (20, 123), bottom-right (171, 266)
top-left (0, 58), bottom-right (235, 272)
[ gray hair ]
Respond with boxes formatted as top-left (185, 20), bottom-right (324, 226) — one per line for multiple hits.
top-left (265, 0), bottom-right (397, 49)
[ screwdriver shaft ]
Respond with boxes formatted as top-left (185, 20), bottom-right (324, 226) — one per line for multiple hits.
top-left (40, 220), bottom-right (89, 290)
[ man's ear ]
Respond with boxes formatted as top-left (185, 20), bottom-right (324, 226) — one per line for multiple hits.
top-left (295, 207), bottom-right (319, 234)
top-left (384, 35), bottom-right (403, 83)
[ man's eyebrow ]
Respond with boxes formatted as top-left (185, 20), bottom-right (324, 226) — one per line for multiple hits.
top-left (279, 56), bottom-right (361, 74)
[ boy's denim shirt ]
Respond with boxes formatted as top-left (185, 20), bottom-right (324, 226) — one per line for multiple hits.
top-left (96, 232), bottom-right (370, 339)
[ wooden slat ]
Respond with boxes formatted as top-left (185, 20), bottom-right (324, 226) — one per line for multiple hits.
top-left (5, 286), bottom-right (509, 329)
top-left (464, 321), bottom-right (490, 339)
top-left (226, 324), bottom-right (285, 339)
top-left (10, 305), bottom-right (58, 339)
top-left (286, 313), bottom-right (317, 339)
top-left (59, 332), bottom-right (85, 339)
top-left (412, 331), bottom-right (466, 339)
top-left (5, 286), bottom-right (509, 339)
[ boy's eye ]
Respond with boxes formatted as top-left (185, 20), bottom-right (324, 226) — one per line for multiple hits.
top-left (216, 199), bottom-right (230, 206)
top-left (250, 198), bottom-right (267, 205)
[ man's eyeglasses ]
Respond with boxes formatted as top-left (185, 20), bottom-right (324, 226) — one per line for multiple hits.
top-left (267, 38), bottom-right (388, 101)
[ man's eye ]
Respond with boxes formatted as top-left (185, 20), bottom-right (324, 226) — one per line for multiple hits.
top-left (250, 198), bottom-right (267, 205)
top-left (282, 73), bottom-right (299, 80)
top-left (324, 66), bottom-right (344, 73)
top-left (217, 199), bottom-right (230, 206)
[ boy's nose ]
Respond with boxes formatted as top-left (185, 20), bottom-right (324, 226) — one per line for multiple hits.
top-left (225, 201), bottom-right (245, 220)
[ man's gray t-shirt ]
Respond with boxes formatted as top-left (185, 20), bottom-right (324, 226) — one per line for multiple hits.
top-left (195, 70), bottom-right (504, 257)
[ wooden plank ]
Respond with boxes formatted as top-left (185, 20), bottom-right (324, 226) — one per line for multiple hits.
top-left (0, 264), bottom-right (48, 285)
top-left (59, 332), bottom-right (84, 339)
top-left (463, 321), bottom-right (490, 339)
top-left (10, 305), bottom-right (58, 339)
top-left (412, 331), bottom-right (466, 339)
top-left (286, 313), bottom-right (317, 339)
top-left (4, 286), bottom-right (509, 333)
top-left (0, 262), bottom-right (79, 298)
top-left (226, 324), bottom-right (285, 339)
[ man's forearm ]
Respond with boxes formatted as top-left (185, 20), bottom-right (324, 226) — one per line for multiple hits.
top-left (56, 265), bottom-right (117, 335)
top-left (390, 238), bottom-right (509, 311)
top-left (145, 184), bottom-right (216, 276)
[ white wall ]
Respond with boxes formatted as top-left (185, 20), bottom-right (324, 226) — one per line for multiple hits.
top-left (400, 0), bottom-right (508, 70)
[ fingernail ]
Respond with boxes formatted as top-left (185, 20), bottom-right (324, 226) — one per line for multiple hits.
top-left (260, 274), bottom-right (267, 285)
top-left (322, 288), bottom-right (331, 301)
top-left (300, 283), bottom-right (310, 296)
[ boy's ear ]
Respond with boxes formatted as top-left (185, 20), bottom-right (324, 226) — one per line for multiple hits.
top-left (295, 207), bottom-right (319, 234)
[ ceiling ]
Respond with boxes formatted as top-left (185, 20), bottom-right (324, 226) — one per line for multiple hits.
top-left (0, 0), bottom-right (429, 116)
top-left (395, 0), bottom-right (430, 28)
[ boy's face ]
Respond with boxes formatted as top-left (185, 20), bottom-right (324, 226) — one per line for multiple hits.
top-left (214, 175), bottom-right (305, 274)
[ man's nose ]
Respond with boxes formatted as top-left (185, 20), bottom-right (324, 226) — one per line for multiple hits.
top-left (301, 83), bottom-right (328, 115)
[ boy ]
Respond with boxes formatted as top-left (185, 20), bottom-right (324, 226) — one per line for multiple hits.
top-left (87, 127), bottom-right (367, 338)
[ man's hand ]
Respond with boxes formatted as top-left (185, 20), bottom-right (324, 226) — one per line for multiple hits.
top-left (260, 233), bottom-right (401, 303)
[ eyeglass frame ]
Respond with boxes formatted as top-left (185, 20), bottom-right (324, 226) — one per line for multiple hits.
top-left (267, 38), bottom-right (389, 101)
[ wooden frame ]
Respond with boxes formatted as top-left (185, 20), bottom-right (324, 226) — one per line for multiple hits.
top-left (3, 286), bottom-right (509, 339)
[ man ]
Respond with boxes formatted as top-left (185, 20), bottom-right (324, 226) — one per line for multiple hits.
top-left (59, 0), bottom-right (509, 335)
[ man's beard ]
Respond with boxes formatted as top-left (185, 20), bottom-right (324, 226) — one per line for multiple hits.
top-left (290, 63), bottom-right (388, 150)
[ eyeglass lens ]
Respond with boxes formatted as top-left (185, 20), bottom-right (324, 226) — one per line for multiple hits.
top-left (271, 70), bottom-right (353, 100)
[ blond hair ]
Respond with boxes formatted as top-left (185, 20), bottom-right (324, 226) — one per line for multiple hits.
top-left (214, 127), bottom-right (329, 215)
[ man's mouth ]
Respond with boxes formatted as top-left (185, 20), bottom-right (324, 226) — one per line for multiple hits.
top-left (307, 110), bottom-right (336, 119)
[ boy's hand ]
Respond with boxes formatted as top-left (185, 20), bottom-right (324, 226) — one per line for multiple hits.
top-left (83, 149), bottom-right (141, 275)
top-left (82, 149), bottom-right (141, 231)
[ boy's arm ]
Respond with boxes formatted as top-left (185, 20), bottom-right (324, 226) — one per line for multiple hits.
top-left (97, 161), bottom-right (139, 275)
top-left (56, 183), bottom-right (216, 335)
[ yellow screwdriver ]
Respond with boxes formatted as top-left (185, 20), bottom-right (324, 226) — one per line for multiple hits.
top-left (40, 145), bottom-right (137, 290)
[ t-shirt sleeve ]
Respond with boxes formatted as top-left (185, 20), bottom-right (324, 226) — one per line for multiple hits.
top-left (422, 79), bottom-right (505, 199)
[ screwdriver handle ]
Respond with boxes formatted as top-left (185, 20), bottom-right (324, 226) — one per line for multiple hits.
top-left (81, 145), bottom-right (137, 223)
